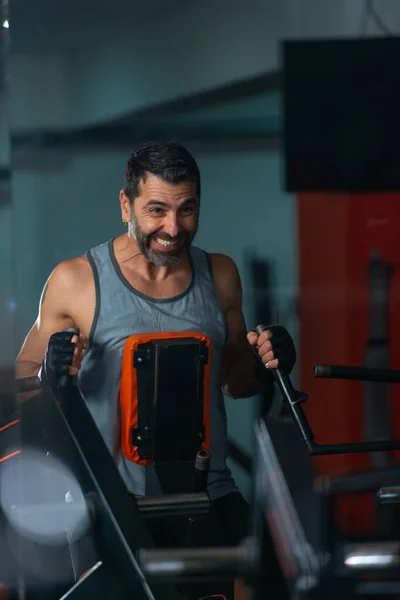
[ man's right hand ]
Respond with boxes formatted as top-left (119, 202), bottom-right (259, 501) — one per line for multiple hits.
top-left (41, 330), bottom-right (88, 387)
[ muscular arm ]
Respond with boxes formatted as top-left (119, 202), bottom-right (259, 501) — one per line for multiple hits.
top-left (15, 262), bottom-right (79, 379)
top-left (212, 254), bottom-right (264, 399)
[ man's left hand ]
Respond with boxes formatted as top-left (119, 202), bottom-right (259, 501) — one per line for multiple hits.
top-left (246, 325), bottom-right (296, 374)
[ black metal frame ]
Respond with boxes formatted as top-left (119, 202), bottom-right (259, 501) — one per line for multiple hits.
top-left (273, 368), bottom-right (400, 455)
top-left (3, 380), bottom-right (181, 600)
top-left (250, 417), bottom-right (400, 600)
top-left (7, 357), bottom-right (400, 599)
top-left (315, 364), bottom-right (400, 384)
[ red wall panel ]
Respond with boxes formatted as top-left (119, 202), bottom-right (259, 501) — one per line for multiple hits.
top-left (298, 192), bottom-right (400, 532)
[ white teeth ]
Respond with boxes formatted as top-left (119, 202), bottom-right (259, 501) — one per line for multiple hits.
top-left (156, 238), bottom-right (177, 247)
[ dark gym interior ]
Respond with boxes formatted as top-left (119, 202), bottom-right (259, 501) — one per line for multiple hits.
top-left (1, 1), bottom-right (400, 599)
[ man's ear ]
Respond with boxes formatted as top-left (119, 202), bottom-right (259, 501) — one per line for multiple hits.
top-left (120, 190), bottom-right (131, 223)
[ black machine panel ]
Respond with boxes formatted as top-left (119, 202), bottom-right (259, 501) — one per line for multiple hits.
top-left (134, 337), bottom-right (207, 463)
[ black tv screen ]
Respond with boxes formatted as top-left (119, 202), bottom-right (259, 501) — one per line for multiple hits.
top-left (282, 37), bottom-right (400, 192)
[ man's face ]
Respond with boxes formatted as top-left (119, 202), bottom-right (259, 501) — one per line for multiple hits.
top-left (127, 174), bottom-right (199, 267)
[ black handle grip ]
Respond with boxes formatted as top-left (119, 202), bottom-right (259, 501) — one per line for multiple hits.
top-left (253, 324), bottom-right (290, 384)
top-left (58, 327), bottom-right (80, 389)
top-left (253, 324), bottom-right (313, 442)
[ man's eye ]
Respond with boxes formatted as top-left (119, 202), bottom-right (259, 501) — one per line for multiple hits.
top-left (150, 207), bottom-right (163, 215)
top-left (181, 205), bottom-right (195, 214)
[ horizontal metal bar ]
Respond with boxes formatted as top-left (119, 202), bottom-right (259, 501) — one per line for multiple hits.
top-left (377, 487), bottom-right (400, 505)
top-left (328, 466), bottom-right (400, 495)
top-left (309, 440), bottom-right (400, 455)
top-left (136, 492), bottom-right (210, 519)
top-left (139, 544), bottom-right (247, 582)
top-left (342, 542), bottom-right (400, 572)
top-left (314, 364), bottom-right (400, 383)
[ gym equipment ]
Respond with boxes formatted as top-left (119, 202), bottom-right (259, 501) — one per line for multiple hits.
top-left (248, 255), bottom-right (275, 417)
top-left (258, 352), bottom-right (400, 597)
top-left (313, 362), bottom-right (400, 452)
top-left (140, 413), bottom-right (400, 599)
top-left (315, 358), bottom-right (400, 532)
top-left (378, 487), bottom-right (400, 505)
top-left (141, 353), bottom-right (400, 599)
top-left (119, 331), bottom-right (211, 495)
top-left (0, 379), bottom-right (182, 600)
top-left (4, 327), bottom-right (400, 600)
top-left (253, 322), bottom-right (400, 456)
top-left (363, 252), bottom-right (394, 469)
top-left (314, 364), bottom-right (400, 383)
top-left (0, 331), bottom-right (215, 599)
top-left (296, 189), bottom-right (400, 533)
top-left (249, 419), bottom-right (400, 600)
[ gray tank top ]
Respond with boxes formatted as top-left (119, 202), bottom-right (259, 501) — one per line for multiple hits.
top-left (78, 239), bottom-right (237, 501)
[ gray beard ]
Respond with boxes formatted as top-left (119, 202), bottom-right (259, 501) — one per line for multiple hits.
top-left (129, 213), bottom-right (194, 267)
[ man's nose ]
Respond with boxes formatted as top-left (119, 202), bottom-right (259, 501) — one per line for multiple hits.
top-left (163, 213), bottom-right (180, 238)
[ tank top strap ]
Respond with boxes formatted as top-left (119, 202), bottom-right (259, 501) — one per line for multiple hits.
top-left (190, 244), bottom-right (218, 291)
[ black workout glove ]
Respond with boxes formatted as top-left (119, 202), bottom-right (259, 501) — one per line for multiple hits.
top-left (268, 325), bottom-right (297, 374)
top-left (40, 330), bottom-right (76, 389)
top-left (250, 324), bottom-right (297, 375)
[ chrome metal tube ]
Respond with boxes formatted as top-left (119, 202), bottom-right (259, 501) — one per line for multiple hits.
top-left (377, 486), bottom-right (400, 505)
top-left (342, 542), bottom-right (400, 572)
top-left (139, 545), bottom-right (247, 582)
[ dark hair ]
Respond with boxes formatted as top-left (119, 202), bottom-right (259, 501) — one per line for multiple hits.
top-left (124, 140), bottom-right (201, 203)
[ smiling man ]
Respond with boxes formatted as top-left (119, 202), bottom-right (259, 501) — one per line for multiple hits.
top-left (16, 141), bottom-right (296, 576)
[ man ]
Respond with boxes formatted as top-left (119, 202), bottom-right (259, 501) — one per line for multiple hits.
top-left (16, 141), bottom-right (295, 593)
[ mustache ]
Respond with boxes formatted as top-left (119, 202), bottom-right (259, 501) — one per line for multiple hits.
top-left (151, 232), bottom-right (188, 241)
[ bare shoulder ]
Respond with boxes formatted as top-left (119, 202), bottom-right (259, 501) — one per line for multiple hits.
top-left (42, 254), bottom-right (93, 313)
top-left (209, 252), bottom-right (236, 271)
top-left (16, 254), bottom-right (94, 370)
top-left (49, 254), bottom-right (92, 289)
top-left (209, 253), bottom-right (240, 283)
top-left (209, 253), bottom-right (242, 310)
